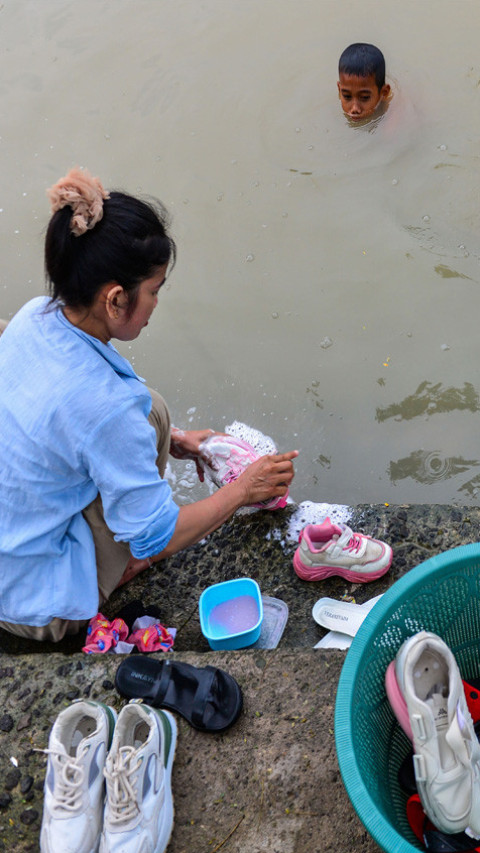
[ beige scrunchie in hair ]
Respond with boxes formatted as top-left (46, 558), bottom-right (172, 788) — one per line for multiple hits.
top-left (47, 166), bottom-right (110, 237)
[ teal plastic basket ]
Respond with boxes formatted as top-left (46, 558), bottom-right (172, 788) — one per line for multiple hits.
top-left (334, 543), bottom-right (480, 853)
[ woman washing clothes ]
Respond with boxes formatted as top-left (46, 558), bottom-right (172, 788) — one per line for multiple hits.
top-left (0, 167), bottom-right (297, 642)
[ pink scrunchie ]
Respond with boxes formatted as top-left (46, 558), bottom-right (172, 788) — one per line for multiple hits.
top-left (82, 612), bottom-right (129, 654)
top-left (47, 166), bottom-right (110, 236)
top-left (127, 623), bottom-right (175, 653)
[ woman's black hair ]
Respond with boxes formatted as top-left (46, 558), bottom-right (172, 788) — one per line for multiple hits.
top-left (45, 191), bottom-right (176, 311)
top-left (338, 43), bottom-right (386, 91)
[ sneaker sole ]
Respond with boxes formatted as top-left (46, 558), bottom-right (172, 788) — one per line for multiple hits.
top-left (293, 546), bottom-right (392, 582)
top-left (155, 708), bottom-right (177, 853)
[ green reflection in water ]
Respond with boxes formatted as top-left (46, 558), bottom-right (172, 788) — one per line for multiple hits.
top-left (434, 264), bottom-right (471, 280)
top-left (390, 450), bottom-right (480, 485)
top-left (459, 474), bottom-right (480, 498)
top-left (433, 163), bottom-right (461, 169)
top-left (376, 381), bottom-right (480, 423)
top-left (306, 381), bottom-right (324, 409)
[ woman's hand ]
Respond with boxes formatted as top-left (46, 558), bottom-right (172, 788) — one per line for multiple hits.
top-left (170, 427), bottom-right (225, 481)
top-left (235, 451), bottom-right (298, 506)
top-left (117, 555), bottom-right (152, 587)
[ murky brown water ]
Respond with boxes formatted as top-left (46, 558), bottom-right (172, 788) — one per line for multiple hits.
top-left (2, 0), bottom-right (480, 507)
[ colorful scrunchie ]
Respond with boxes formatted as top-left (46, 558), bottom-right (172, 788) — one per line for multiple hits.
top-left (82, 612), bottom-right (129, 654)
top-left (127, 622), bottom-right (175, 653)
top-left (83, 612), bottom-right (175, 654)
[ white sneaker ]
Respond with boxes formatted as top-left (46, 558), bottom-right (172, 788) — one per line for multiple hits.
top-left (40, 699), bottom-right (117, 853)
top-left (100, 701), bottom-right (177, 853)
top-left (387, 631), bottom-right (480, 836)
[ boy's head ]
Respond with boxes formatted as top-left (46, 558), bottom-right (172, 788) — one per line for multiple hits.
top-left (337, 43), bottom-right (391, 122)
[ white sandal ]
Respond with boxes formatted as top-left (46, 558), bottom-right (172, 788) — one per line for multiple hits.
top-left (312, 594), bottom-right (383, 648)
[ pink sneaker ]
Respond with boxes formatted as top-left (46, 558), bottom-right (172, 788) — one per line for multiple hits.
top-left (293, 517), bottom-right (392, 582)
top-left (199, 434), bottom-right (288, 510)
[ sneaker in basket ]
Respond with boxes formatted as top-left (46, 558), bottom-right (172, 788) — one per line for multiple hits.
top-left (100, 701), bottom-right (177, 853)
top-left (385, 631), bottom-right (480, 838)
top-left (293, 517), bottom-right (392, 582)
top-left (39, 699), bottom-right (117, 853)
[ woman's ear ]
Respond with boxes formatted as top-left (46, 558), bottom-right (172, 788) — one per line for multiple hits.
top-left (104, 284), bottom-right (125, 320)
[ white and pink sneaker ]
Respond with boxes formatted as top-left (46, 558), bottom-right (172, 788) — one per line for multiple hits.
top-left (198, 434), bottom-right (288, 510)
top-left (385, 631), bottom-right (480, 838)
top-left (293, 517), bottom-right (392, 582)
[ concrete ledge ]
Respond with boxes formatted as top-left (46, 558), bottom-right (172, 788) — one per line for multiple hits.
top-left (3, 502), bottom-right (479, 656)
top-left (0, 649), bottom-right (374, 853)
top-left (0, 503), bottom-right (479, 851)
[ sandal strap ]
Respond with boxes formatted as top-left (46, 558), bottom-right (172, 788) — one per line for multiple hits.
top-left (191, 666), bottom-right (217, 728)
top-left (155, 660), bottom-right (174, 704)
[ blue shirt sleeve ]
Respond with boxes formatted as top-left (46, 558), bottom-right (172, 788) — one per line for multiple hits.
top-left (81, 397), bottom-right (179, 559)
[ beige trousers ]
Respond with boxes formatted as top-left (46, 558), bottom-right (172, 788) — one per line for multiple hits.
top-left (0, 317), bottom-right (171, 641)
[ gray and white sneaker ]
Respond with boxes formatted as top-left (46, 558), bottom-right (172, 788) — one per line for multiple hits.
top-left (388, 631), bottom-right (480, 836)
top-left (100, 700), bottom-right (177, 853)
top-left (39, 699), bottom-right (117, 853)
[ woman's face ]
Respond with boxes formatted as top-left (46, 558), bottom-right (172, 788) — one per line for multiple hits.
top-left (114, 264), bottom-right (168, 341)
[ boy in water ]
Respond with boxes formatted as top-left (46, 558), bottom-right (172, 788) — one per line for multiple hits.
top-left (337, 43), bottom-right (391, 123)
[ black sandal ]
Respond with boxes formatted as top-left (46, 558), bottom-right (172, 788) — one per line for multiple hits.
top-left (114, 657), bottom-right (243, 733)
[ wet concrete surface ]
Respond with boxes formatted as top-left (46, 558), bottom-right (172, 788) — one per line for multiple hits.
top-left (1, 503), bottom-right (479, 851)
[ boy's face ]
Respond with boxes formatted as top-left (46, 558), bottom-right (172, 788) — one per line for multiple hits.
top-left (337, 72), bottom-right (390, 122)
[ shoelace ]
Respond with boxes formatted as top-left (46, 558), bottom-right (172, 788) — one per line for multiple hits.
top-left (223, 468), bottom-right (244, 484)
top-left (104, 746), bottom-right (141, 825)
top-left (341, 528), bottom-right (364, 554)
top-left (36, 747), bottom-right (86, 811)
top-left (298, 525), bottom-right (368, 553)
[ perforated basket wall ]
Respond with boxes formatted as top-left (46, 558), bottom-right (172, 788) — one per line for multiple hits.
top-left (334, 543), bottom-right (480, 853)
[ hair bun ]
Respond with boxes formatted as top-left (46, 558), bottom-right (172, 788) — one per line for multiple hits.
top-left (47, 166), bottom-right (110, 236)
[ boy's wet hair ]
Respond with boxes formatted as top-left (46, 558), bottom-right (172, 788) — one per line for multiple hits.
top-left (338, 43), bottom-right (386, 91)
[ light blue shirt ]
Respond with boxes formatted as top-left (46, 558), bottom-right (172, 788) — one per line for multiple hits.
top-left (0, 296), bottom-right (179, 625)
